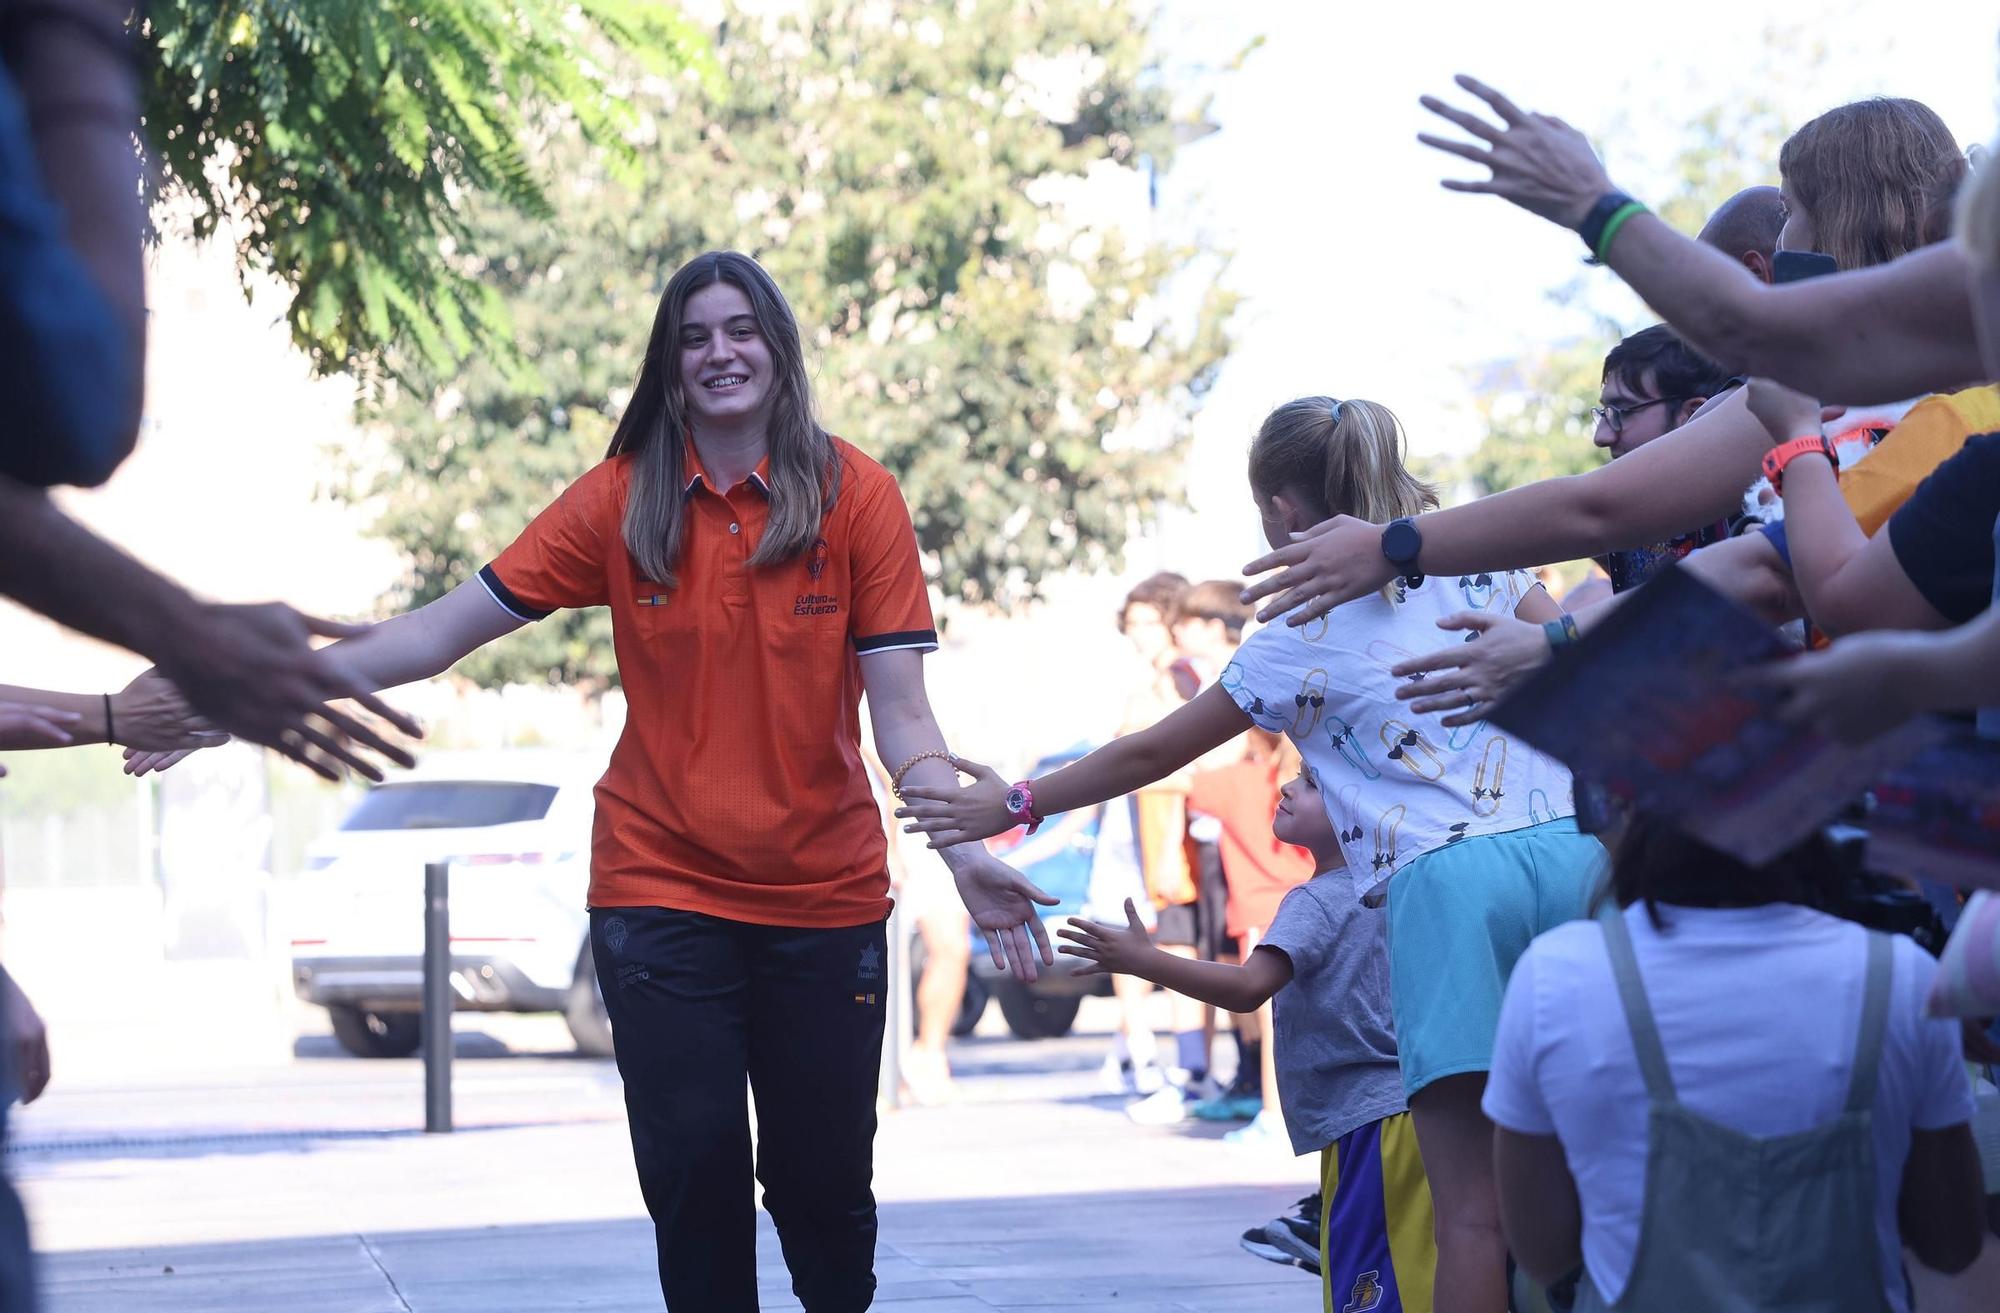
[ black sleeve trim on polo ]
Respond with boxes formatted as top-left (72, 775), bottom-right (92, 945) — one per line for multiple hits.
top-left (853, 629), bottom-right (939, 655)
top-left (477, 563), bottom-right (554, 622)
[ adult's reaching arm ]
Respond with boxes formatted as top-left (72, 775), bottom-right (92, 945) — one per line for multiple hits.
top-left (0, 478), bottom-right (421, 779)
top-left (1418, 75), bottom-right (1985, 403)
top-left (1243, 389), bottom-right (1768, 624)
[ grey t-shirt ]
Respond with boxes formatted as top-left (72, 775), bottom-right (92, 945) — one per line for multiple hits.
top-left (1259, 869), bottom-right (1406, 1156)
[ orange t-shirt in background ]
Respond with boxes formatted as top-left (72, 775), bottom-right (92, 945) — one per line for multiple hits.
top-left (1187, 760), bottom-right (1315, 940)
top-left (480, 438), bottom-right (937, 927)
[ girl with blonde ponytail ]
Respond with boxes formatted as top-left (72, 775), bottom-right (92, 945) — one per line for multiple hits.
top-left (899, 395), bottom-right (1606, 1312)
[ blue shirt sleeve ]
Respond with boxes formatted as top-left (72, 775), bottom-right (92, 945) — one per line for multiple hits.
top-left (0, 63), bottom-right (137, 488)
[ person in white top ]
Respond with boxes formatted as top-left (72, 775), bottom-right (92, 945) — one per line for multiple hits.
top-left (1484, 816), bottom-right (1983, 1311)
top-left (897, 397), bottom-right (1606, 1312)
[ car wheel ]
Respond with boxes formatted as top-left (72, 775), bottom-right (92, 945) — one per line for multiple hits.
top-left (564, 940), bottom-right (615, 1057)
top-left (328, 1005), bottom-right (421, 1059)
top-left (993, 981), bottom-right (1080, 1040)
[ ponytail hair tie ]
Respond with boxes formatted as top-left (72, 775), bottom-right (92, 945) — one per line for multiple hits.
top-left (1328, 399), bottom-right (1345, 425)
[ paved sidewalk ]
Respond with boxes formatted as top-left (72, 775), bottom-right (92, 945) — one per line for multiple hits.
top-left (17, 1024), bottom-right (1321, 1311)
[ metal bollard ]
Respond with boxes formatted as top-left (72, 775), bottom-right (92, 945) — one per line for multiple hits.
top-left (878, 900), bottom-right (909, 1110)
top-left (422, 860), bottom-right (452, 1133)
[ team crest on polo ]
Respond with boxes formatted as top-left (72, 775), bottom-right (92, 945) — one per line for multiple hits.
top-left (807, 537), bottom-right (830, 581)
top-left (1343, 1271), bottom-right (1384, 1312)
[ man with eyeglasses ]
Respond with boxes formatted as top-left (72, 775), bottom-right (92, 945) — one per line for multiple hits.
top-left (1588, 324), bottom-right (1744, 593)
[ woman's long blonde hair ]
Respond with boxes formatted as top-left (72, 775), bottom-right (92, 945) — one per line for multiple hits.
top-left (607, 251), bottom-right (839, 586)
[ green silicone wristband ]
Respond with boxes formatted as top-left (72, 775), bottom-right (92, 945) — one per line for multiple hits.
top-left (1543, 615), bottom-right (1580, 647)
top-left (1593, 201), bottom-right (1648, 263)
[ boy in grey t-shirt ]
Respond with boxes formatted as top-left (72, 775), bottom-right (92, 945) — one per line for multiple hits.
top-left (1059, 766), bottom-right (1437, 1313)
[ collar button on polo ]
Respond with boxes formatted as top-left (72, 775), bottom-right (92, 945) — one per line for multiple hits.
top-left (728, 522), bottom-right (740, 534)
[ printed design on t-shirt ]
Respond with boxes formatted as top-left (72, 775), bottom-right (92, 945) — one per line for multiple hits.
top-left (1372, 805), bottom-right (1406, 877)
top-left (1336, 784), bottom-right (1365, 848)
top-left (1301, 611), bottom-right (1330, 643)
top-left (1380, 721), bottom-right (1444, 781)
top-left (1222, 661), bottom-right (1291, 730)
top-left (1363, 638), bottom-right (1425, 684)
top-left (1457, 572), bottom-right (1496, 609)
top-left (1326, 716), bottom-right (1383, 780)
top-left (1446, 715), bottom-right (1487, 752)
top-left (1528, 787), bottom-right (1557, 825)
top-left (1471, 736), bottom-right (1508, 816)
top-left (1293, 668), bottom-right (1329, 737)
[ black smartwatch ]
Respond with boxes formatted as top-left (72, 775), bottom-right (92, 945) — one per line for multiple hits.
top-left (1381, 517), bottom-right (1424, 584)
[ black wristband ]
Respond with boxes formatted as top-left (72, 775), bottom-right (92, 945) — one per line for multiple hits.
top-left (1576, 190), bottom-right (1637, 253)
top-left (102, 691), bottom-right (115, 746)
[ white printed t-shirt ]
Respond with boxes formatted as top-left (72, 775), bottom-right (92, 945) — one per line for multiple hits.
top-left (1482, 903), bottom-right (1973, 1312)
top-left (1221, 571), bottom-right (1574, 900)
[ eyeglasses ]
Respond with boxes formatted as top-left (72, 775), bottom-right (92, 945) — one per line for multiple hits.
top-left (1591, 396), bottom-right (1688, 434)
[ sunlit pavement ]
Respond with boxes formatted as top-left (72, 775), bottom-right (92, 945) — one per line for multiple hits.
top-left (15, 1002), bottom-right (1328, 1311)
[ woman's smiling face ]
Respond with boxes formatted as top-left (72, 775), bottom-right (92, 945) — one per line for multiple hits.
top-left (677, 282), bottom-right (775, 426)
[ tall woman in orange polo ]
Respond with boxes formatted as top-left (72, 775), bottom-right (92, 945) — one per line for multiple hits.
top-left (237, 251), bottom-right (1057, 1312)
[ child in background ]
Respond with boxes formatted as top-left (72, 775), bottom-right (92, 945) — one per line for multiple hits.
top-left (1060, 765), bottom-right (1434, 1313)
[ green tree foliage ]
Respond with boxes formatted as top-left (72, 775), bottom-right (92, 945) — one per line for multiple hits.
top-left (140, 1), bottom-right (706, 379)
top-left (352, 0), bottom-right (1234, 689)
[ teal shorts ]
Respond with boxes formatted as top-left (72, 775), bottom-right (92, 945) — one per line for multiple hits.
top-left (1385, 817), bottom-right (1606, 1098)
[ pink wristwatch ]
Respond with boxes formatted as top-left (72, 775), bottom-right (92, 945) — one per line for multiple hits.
top-left (1004, 780), bottom-right (1042, 835)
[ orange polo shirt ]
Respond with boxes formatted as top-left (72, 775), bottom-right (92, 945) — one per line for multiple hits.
top-left (478, 437), bottom-right (936, 927)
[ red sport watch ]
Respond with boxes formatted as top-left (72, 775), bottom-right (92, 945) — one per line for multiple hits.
top-left (1761, 434), bottom-right (1837, 496)
top-left (1004, 780), bottom-right (1042, 835)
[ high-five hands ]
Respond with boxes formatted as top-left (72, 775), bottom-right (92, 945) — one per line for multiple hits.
top-left (150, 603), bottom-right (421, 782)
top-left (1056, 899), bottom-right (1152, 978)
top-left (950, 851), bottom-right (1059, 984)
top-left (895, 754), bottom-right (1014, 849)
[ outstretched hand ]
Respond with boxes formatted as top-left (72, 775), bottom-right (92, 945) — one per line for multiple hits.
top-left (1741, 636), bottom-right (1921, 745)
top-left (950, 851), bottom-right (1059, 983)
top-left (156, 603), bottom-right (422, 782)
top-left (1056, 899), bottom-right (1153, 978)
top-left (1240, 515), bottom-right (1394, 626)
top-left (1391, 611), bottom-right (1552, 725)
top-left (112, 669), bottom-right (229, 753)
top-left (1417, 75), bottom-right (1613, 229)
top-left (895, 753), bottom-right (1014, 849)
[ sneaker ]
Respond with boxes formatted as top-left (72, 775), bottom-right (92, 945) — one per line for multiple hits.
top-left (1238, 1226), bottom-right (1313, 1272)
top-left (1125, 1083), bottom-right (1189, 1126)
top-left (1263, 1210), bottom-right (1319, 1269)
top-left (1097, 1052), bottom-right (1137, 1096)
top-left (1189, 1092), bottom-right (1264, 1122)
top-left (1223, 1107), bottom-right (1288, 1147)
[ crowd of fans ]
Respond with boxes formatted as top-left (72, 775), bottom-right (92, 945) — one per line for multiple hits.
top-left (897, 72), bottom-right (2000, 1313)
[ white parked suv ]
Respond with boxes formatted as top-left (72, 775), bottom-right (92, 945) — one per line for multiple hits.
top-left (287, 750), bottom-right (612, 1058)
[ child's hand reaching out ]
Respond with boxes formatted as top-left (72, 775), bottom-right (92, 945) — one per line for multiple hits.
top-left (1057, 898), bottom-right (1155, 977)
